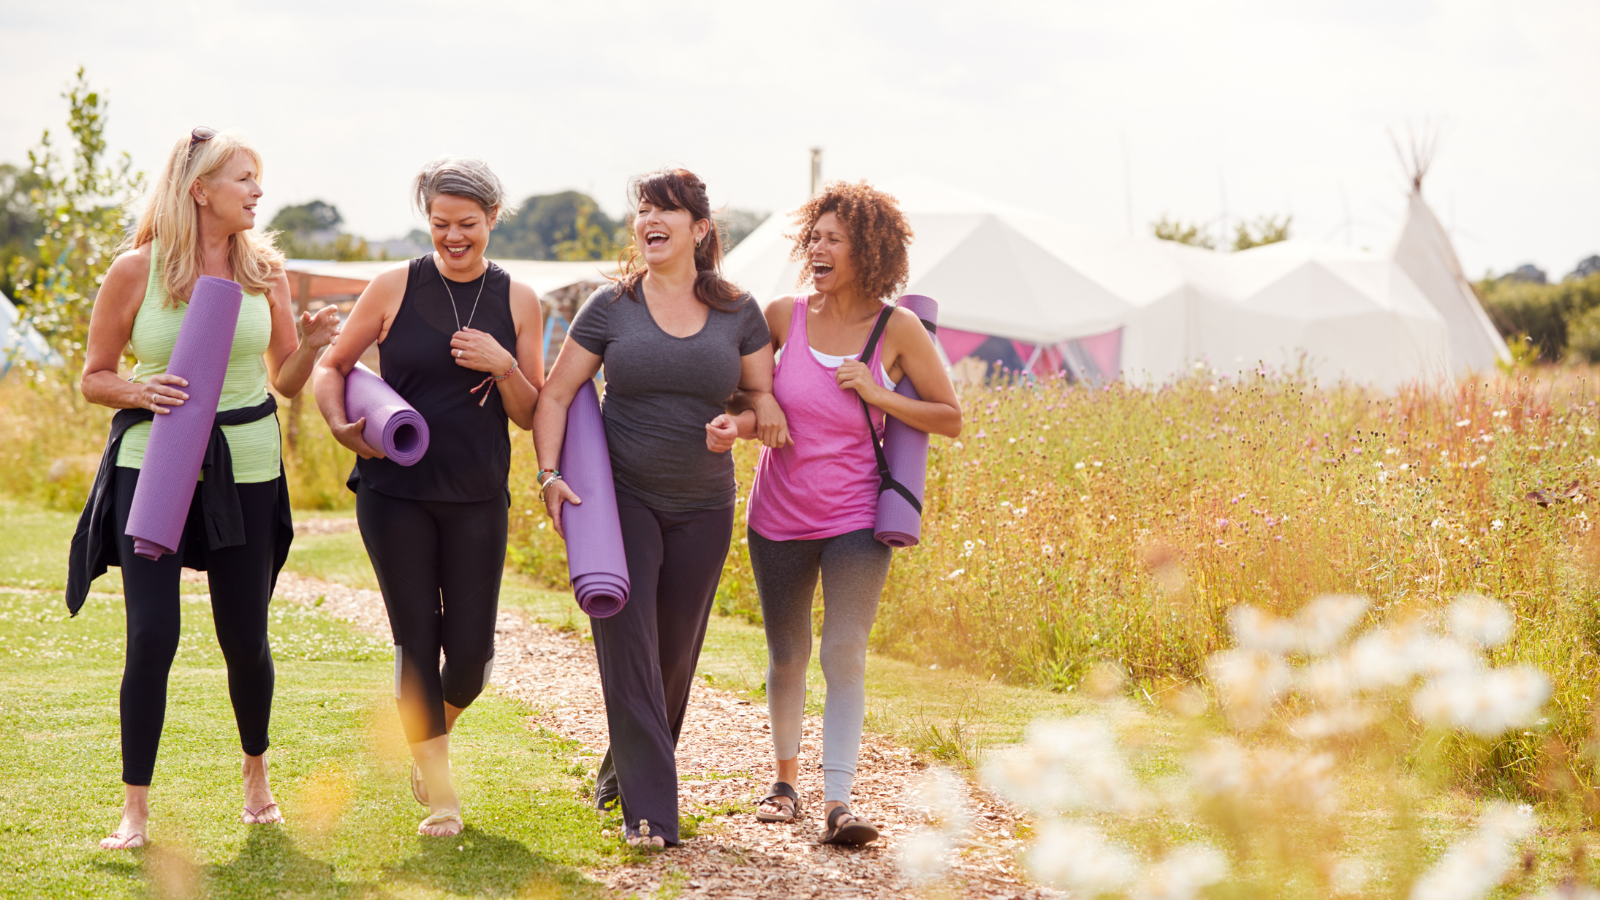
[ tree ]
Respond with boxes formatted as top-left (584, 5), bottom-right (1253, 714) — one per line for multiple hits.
top-left (269, 199), bottom-right (342, 236)
top-left (0, 163), bottom-right (45, 298)
top-left (1152, 216), bottom-right (1215, 249)
top-left (5, 67), bottom-right (145, 372)
top-left (717, 209), bottom-right (769, 251)
top-left (492, 191), bottom-right (622, 261)
top-left (1152, 213), bottom-right (1293, 252)
top-left (1232, 214), bottom-right (1292, 251)
top-left (269, 199), bottom-right (379, 260)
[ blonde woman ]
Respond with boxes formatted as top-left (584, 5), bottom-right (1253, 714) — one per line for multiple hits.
top-left (69, 127), bottom-right (339, 850)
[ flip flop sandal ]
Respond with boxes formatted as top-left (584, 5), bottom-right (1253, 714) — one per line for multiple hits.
top-left (417, 809), bottom-right (464, 837)
top-left (820, 805), bottom-right (879, 846)
top-left (242, 803), bottom-right (282, 825)
top-left (100, 830), bottom-right (146, 850)
top-left (410, 762), bottom-right (429, 806)
top-left (754, 781), bottom-right (801, 823)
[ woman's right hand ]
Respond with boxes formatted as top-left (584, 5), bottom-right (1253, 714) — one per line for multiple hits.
top-left (332, 417), bottom-right (385, 459)
top-left (137, 373), bottom-right (190, 414)
top-left (751, 391), bottom-right (792, 448)
top-left (543, 478), bottom-right (582, 538)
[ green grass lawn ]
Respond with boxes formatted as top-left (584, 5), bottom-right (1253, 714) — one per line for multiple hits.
top-left (0, 503), bottom-right (617, 899)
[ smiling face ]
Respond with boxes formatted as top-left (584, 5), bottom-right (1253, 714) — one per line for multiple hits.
top-left (634, 198), bottom-right (707, 270)
top-left (193, 150), bottom-right (262, 235)
top-left (807, 210), bottom-right (856, 295)
top-left (429, 194), bottom-right (494, 277)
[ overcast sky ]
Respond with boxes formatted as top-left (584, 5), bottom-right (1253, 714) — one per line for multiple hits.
top-left (3, 0), bottom-right (1595, 278)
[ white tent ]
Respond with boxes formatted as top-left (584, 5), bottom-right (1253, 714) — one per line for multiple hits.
top-left (1118, 239), bottom-right (1452, 388)
top-left (1, 289), bottom-right (63, 372)
top-left (723, 177), bottom-right (1136, 346)
top-left (723, 175), bottom-right (1483, 388)
top-left (1390, 190), bottom-right (1509, 375)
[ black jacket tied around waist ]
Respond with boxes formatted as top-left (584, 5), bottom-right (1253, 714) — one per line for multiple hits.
top-left (65, 396), bottom-right (293, 616)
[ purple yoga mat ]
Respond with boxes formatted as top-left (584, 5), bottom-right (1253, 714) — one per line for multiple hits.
top-left (560, 379), bottom-right (630, 617)
top-left (345, 363), bottom-right (429, 465)
top-left (124, 276), bottom-right (243, 561)
top-left (874, 295), bottom-right (939, 548)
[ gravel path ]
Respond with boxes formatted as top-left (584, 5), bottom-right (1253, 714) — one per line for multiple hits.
top-left (273, 562), bottom-right (1052, 900)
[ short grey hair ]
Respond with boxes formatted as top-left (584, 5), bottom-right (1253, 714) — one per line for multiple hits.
top-left (413, 157), bottom-right (509, 226)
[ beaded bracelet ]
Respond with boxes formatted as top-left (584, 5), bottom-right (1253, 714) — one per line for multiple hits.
top-left (470, 359), bottom-right (521, 407)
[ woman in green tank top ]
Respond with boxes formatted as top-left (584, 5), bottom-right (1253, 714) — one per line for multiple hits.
top-left (76, 128), bottom-right (339, 851)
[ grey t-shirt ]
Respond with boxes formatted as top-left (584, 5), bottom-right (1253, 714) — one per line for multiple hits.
top-left (567, 282), bottom-right (770, 511)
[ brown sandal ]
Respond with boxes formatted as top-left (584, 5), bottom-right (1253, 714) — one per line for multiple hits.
top-left (820, 805), bottom-right (879, 846)
top-left (755, 782), bottom-right (800, 823)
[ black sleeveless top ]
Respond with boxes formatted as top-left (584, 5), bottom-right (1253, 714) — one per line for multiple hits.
top-left (354, 256), bottom-right (515, 503)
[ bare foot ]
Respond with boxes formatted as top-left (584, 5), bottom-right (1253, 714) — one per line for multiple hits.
top-left (101, 796), bottom-right (149, 850)
top-left (418, 808), bottom-right (464, 837)
top-left (242, 755), bottom-right (281, 824)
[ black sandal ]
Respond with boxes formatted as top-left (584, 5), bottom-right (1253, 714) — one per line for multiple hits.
top-left (820, 805), bottom-right (879, 846)
top-left (754, 781), bottom-right (801, 823)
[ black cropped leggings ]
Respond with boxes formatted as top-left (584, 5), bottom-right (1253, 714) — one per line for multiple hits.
top-left (356, 485), bottom-right (507, 744)
top-left (113, 466), bottom-right (279, 787)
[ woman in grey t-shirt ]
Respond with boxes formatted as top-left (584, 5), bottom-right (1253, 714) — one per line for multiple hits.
top-left (532, 168), bottom-right (783, 848)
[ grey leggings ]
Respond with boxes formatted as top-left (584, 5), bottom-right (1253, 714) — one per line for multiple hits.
top-left (748, 527), bottom-right (892, 802)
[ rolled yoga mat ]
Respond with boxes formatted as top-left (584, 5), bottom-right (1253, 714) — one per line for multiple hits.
top-left (874, 294), bottom-right (939, 548)
top-left (124, 276), bottom-right (243, 561)
top-left (345, 363), bottom-right (429, 465)
top-left (559, 379), bottom-right (630, 618)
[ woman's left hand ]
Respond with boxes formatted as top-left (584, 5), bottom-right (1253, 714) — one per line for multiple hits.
top-left (706, 414), bottom-right (738, 453)
top-left (299, 305), bottom-right (341, 351)
top-left (450, 328), bottom-right (514, 374)
top-left (836, 359), bottom-right (886, 405)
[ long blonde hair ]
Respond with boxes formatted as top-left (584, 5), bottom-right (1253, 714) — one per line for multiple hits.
top-left (128, 130), bottom-right (284, 306)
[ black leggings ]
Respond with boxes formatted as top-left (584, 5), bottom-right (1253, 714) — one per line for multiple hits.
top-left (113, 466), bottom-right (280, 787)
top-left (591, 491), bottom-right (735, 846)
top-left (356, 485), bottom-right (507, 744)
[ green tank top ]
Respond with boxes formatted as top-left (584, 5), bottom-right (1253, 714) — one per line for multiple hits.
top-left (116, 240), bottom-right (281, 482)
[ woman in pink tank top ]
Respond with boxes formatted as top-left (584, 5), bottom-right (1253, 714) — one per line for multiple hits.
top-left (722, 182), bottom-right (961, 845)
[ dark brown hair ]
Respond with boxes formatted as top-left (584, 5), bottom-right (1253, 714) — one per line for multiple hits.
top-left (789, 180), bottom-right (914, 302)
top-left (614, 168), bottom-right (743, 312)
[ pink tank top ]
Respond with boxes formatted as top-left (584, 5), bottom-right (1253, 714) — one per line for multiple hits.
top-left (747, 296), bottom-right (890, 542)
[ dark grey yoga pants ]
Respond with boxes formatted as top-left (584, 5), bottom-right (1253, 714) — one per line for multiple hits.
top-left (356, 484), bottom-right (506, 744)
top-left (748, 527), bottom-right (892, 802)
top-left (591, 491), bottom-right (734, 846)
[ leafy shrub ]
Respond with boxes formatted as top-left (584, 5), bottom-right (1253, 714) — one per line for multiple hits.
top-left (1480, 272), bottom-right (1600, 361)
top-left (1565, 303), bottom-right (1600, 363)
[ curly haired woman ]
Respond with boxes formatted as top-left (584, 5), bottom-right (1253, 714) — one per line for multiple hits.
top-left (736, 181), bottom-right (962, 844)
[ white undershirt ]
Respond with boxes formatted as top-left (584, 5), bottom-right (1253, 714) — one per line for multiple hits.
top-left (777, 345), bottom-right (897, 391)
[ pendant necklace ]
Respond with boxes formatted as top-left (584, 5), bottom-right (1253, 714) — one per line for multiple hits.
top-left (441, 258), bottom-right (487, 333)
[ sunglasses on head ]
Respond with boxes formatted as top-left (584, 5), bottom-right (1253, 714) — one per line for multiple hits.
top-left (186, 126), bottom-right (216, 160)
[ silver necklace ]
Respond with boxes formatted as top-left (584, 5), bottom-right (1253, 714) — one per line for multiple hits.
top-left (440, 259), bottom-right (488, 332)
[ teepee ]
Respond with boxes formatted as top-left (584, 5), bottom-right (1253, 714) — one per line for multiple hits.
top-left (1386, 128), bottom-right (1510, 375)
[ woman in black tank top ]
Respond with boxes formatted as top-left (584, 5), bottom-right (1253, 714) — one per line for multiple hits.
top-left (313, 157), bottom-right (544, 838)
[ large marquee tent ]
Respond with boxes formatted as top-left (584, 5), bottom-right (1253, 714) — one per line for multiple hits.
top-left (720, 176), bottom-right (1505, 389)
